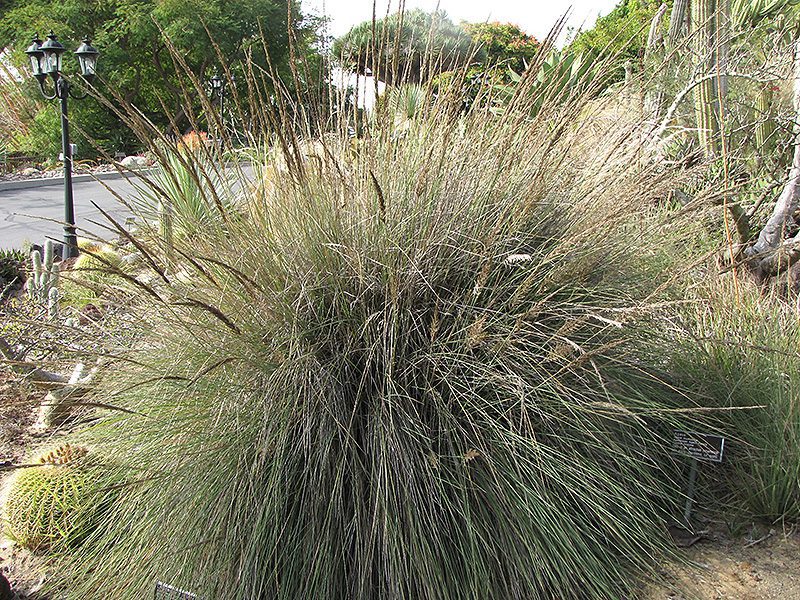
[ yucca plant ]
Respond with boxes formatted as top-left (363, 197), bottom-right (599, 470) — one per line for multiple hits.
top-left (42, 32), bottom-right (707, 600)
top-left (130, 143), bottom-right (239, 263)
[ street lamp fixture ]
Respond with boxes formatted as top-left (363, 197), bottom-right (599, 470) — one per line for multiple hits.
top-left (25, 32), bottom-right (100, 259)
top-left (210, 73), bottom-right (224, 93)
top-left (208, 71), bottom-right (229, 146)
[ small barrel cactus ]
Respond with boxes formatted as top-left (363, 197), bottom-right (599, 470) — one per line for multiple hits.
top-left (60, 245), bottom-right (122, 308)
top-left (3, 444), bottom-right (108, 551)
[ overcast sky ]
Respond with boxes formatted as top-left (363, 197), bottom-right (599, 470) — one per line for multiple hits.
top-left (301, 0), bottom-right (620, 41)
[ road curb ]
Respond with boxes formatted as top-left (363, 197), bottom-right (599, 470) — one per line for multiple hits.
top-left (0, 168), bottom-right (155, 193)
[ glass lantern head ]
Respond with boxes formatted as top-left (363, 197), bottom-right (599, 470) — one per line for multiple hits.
top-left (74, 37), bottom-right (99, 82)
top-left (24, 34), bottom-right (45, 81)
top-left (39, 31), bottom-right (66, 77)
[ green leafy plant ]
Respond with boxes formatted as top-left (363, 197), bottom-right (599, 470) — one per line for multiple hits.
top-left (462, 21), bottom-right (540, 72)
top-left (491, 48), bottom-right (603, 118)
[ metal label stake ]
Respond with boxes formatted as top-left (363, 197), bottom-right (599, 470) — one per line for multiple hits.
top-left (672, 430), bottom-right (725, 527)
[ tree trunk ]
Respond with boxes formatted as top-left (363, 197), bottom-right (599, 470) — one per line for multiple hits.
top-left (745, 38), bottom-right (800, 276)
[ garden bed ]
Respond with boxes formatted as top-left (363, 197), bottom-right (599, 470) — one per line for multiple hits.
top-left (0, 163), bottom-right (118, 183)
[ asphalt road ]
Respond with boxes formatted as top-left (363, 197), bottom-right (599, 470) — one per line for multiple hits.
top-left (0, 175), bottom-right (139, 250)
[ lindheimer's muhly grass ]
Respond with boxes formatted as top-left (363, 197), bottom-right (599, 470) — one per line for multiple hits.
top-left (48, 28), bottom-right (706, 600)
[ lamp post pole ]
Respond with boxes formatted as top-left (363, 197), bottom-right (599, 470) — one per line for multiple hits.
top-left (58, 77), bottom-right (77, 256)
top-left (26, 32), bottom-right (99, 259)
top-left (209, 73), bottom-right (226, 149)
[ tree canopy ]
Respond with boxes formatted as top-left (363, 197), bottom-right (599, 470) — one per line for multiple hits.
top-left (462, 21), bottom-right (540, 72)
top-left (333, 9), bottom-right (478, 84)
top-left (569, 0), bottom-right (666, 63)
top-left (0, 0), bottom-right (319, 155)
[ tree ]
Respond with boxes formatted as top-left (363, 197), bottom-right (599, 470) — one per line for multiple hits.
top-left (462, 22), bottom-right (540, 73)
top-left (0, 0), bottom-right (320, 156)
top-left (570, 0), bottom-right (667, 68)
top-left (333, 9), bottom-right (478, 84)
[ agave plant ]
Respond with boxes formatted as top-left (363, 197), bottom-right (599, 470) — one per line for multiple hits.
top-left (491, 49), bottom-right (603, 118)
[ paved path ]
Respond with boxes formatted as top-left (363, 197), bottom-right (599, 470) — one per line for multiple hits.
top-left (0, 175), bottom-right (139, 250)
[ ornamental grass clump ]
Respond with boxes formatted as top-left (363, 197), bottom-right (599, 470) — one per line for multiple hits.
top-left (54, 55), bottom-right (701, 599)
top-left (671, 277), bottom-right (800, 521)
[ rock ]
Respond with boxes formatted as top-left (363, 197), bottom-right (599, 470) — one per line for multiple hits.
top-left (78, 303), bottom-right (103, 325)
top-left (120, 155), bottom-right (149, 169)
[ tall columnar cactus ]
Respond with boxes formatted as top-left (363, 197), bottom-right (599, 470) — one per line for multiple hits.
top-left (693, 0), bottom-right (720, 155)
top-left (755, 83), bottom-right (776, 150)
top-left (692, 0), bottom-right (731, 157)
top-left (668, 0), bottom-right (690, 48)
top-left (28, 240), bottom-right (61, 318)
top-left (644, 3), bottom-right (669, 118)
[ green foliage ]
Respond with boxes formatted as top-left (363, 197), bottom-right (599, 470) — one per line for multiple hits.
top-left (570, 0), bottom-right (664, 68)
top-left (0, 0), bottom-right (321, 158)
top-left (462, 21), bottom-right (540, 72)
top-left (19, 104), bottom-right (62, 162)
top-left (672, 279), bottom-right (800, 521)
top-left (493, 48), bottom-right (603, 118)
top-left (334, 9), bottom-right (478, 83)
top-left (3, 445), bottom-right (110, 551)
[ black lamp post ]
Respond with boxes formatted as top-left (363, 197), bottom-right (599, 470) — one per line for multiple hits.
top-left (209, 72), bottom-right (227, 144)
top-left (210, 73), bottom-right (225, 110)
top-left (25, 32), bottom-right (99, 259)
